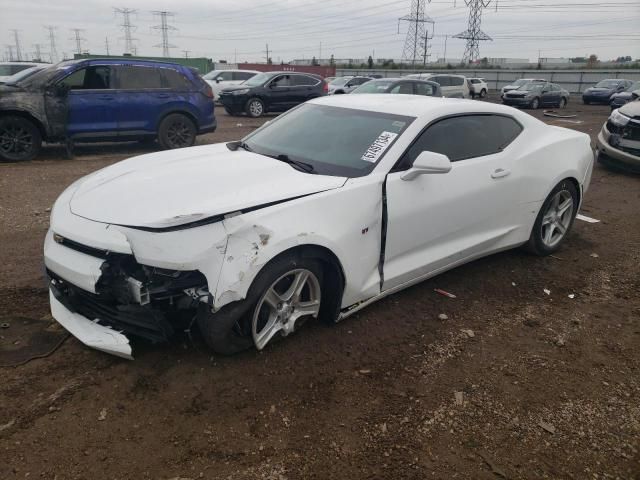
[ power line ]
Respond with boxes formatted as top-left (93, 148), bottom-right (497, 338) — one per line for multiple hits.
top-left (151, 10), bottom-right (177, 57)
top-left (70, 29), bottom-right (86, 55)
top-left (11, 30), bottom-right (23, 61)
top-left (454, 0), bottom-right (492, 62)
top-left (44, 26), bottom-right (58, 63)
top-left (114, 8), bottom-right (138, 55)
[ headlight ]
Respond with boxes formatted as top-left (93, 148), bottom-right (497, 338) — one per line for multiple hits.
top-left (609, 109), bottom-right (630, 127)
top-left (232, 89), bottom-right (250, 95)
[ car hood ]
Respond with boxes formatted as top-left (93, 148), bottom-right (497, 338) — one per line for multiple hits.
top-left (611, 92), bottom-right (633, 100)
top-left (585, 87), bottom-right (614, 94)
top-left (69, 143), bottom-right (347, 229)
top-left (220, 85), bottom-right (252, 93)
top-left (618, 100), bottom-right (640, 118)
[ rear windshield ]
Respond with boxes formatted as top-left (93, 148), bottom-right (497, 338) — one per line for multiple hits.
top-left (329, 77), bottom-right (351, 86)
top-left (352, 80), bottom-right (395, 93)
top-left (595, 80), bottom-right (620, 88)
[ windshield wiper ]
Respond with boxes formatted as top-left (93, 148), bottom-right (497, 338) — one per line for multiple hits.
top-left (226, 140), bottom-right (253, 152)
top-left (268, 154), bottom-right (315, 173)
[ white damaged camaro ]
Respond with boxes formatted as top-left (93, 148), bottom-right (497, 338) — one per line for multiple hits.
top-left (45, 95), bottom-right (594, 359)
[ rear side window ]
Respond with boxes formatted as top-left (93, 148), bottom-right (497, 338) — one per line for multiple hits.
top-left (290, 75), bottom-right (317, 86)
top-left (234, 71), bottom-right (255, 81)
top-left (271, 75), bottom-right (291, 87)
top-left (162, 68), bottom-right (191, 90)
top-left (390, 82), bottom-right (413, 94)
top-left (414, 82), bottom-right (435, 96)
top-left (216, 71), bottom-right (234, 81)
top-left (401, 114), bottom-right (523, 164)
top-left (58, 66), bottom-right (112, 90)
top-left (431, 76), bottom-right (450, 87)
top-left (450, 76), bottom-right (464, 86)
top-left (117, 66), bottom-right (163, 89)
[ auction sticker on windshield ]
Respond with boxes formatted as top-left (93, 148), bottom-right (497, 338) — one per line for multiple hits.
top-left (361, 131), bottom-right (399, 163)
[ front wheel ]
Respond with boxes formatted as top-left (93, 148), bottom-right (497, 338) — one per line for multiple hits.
top-left (0, 116), bottom-right (42, 162)
top-left (158, 113), bottom-right (196, 150)
top-left (245, 97), bottom-right (265, 117)
top-left (530, 97), bottom-right (540, 109)
top-left (524, 179), bottom-right (578, 256)
top-left (479, 88), bottom-right (487, 98)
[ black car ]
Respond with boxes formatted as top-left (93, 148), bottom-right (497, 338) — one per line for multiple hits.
top-left (219, 71), bottom-right (327, 117)
top-left (609, 81), bottom-right (640, 110)
top-left (582, 79), bottom-right (632, 105)
top-left (502, 81), bottom-right (570, 109)
top-left (351, 78), bottom-right (441, 97)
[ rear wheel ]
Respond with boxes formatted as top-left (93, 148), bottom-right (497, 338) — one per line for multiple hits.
top-left (158, 113), bottom-right (196, 150)
top-left (530, 97), bottom-right (540, 109)
top-left (479, 88), bottom-right (487, 98)
top-left (0, 116), bottom-right (41, 162)
top-left (525, 179), bottom-right (578, 256)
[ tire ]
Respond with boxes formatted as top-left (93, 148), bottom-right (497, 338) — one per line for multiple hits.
top-left (245, 97), bottom-right (265, 118)
top-left (524, 179), bottom-right (579, 256)
top-left (530, 97), bottom-right (540, 109)
top-left (0, 116), bottom-right (42, 162)
top-left (224, 107), bottom-right (235, 116)
top-left (158, 113), bottom-right (196, 150)
top-left (334, 90), bottom-right (345, 95)
top-left (480, 88), bottom-right (487, 98)
top-left (559, 97), bottom-right (567, 109)
top-left (583, 99), bottom-right (590, 105)
top-left (197, 253), bottom-right (324, 355)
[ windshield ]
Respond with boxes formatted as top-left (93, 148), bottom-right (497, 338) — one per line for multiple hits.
top-left (625, 81), bottom-right (640, 92)
top-left (519, 83), bottom-right (545, 91)
top-left (352, 80), bottom-right (395, 93)
top-left (4, 66), bottom-right (45, 84)
top-left (595, 80), bottom-right (620, 89)
top-left (202, 70), bottom-right (220, 80)
top-left (512, 79), bottom-right (528, 87)
top-left (242, 72), bottom-right (271, 87)
top-left (17, 60), bottom-right (82, 87)
top-left (243, 104), bottom-right (414, 177)
top-left (329, 77), bottom-right (350, 86)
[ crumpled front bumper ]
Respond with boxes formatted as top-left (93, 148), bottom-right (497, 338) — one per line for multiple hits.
top-left (49, 287), bottom-right (133, 359)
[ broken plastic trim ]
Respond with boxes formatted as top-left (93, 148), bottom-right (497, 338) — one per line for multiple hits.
top-left (115, 191), bottom-right (331, 233)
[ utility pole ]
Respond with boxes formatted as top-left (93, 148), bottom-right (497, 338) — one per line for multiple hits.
top-left (44, 25), bottom-right (58, 63)
top-left (398, 0), bottom-right (434, 67)
top-left (453, 0), bottom-right (492, 63)
top-left (182, 50), bottom-right (190, 58)
top-left (443, 35), bottom-right (448, 63)
top-left (70, 29), bottom-right (86, 55)
top-left (105, 37), bottom-right (110, 55)
top-left (114, 8), bottom-right (137, 55)
top-left (151, 11), bottom-right (177, 58)
top-left (11, 30), bottom-right (23, 61)
top-left (264, 43), bottom-right (271, 64)
top-left (33, 43), bottom-right (43, 61)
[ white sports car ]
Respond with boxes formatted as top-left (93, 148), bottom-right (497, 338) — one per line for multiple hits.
top-left (45, 95), bottom-right (594, 359)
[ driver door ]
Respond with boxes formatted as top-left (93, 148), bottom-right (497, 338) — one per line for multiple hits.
top-left (382, 114), bottom-right (528, 291)
top-left (267, 74), bottom-right (293, 110)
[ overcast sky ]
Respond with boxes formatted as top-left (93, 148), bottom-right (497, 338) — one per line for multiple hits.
top-left (2, 0), bottom-right (639, 64)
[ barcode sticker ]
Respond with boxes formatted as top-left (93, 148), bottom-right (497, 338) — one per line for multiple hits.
top-left (361, 131), bottom-right (398, 163)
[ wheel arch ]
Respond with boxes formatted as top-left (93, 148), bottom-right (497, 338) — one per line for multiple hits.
top-left (157, 108), bottom-right (199, 132)
top-left (0, 109), bottom-right (47, 140)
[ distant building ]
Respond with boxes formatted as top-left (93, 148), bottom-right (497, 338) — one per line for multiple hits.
top-left (539, 57), bottom-right (571, 64)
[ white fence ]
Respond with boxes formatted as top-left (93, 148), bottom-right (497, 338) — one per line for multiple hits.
top-left (335, 68), bottom-right (640, 94)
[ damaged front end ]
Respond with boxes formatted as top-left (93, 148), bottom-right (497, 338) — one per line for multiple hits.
top-left (45, 231), bottom-right (213, 359)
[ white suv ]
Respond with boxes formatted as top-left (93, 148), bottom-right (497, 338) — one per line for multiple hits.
top-left (468, 78), bottom-right (488, 98)
top-left (404, 73), bottom-right (469, 98)
top-left (202, 69), bottom-right (260, 101)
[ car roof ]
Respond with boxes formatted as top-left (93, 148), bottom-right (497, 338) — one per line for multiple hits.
top-left (82, 58), bottom-right (184, 68)
top-left (309, 94), bottom-right (535, 122)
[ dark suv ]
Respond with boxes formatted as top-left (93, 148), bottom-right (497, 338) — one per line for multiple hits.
top-left (0, 58), bottom-right (216, 161)
top-left (219, 71), bottom-right (327, 117)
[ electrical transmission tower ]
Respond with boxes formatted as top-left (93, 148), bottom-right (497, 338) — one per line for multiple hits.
top-left (33, 43), bottom-right (44, 61)
top-left (453, 0), bottom-right (492, 63)
top-left (11, 30), bottom-right (23, 61)
top-left (114, 8), bottom-right (138, 55)
top-left (70, 29), bottom-right (86, 55)
top-left (151, 11), bottom-right (177, 57)
top-left (398, 0), bottom-right (434, 67)
top-left (44, 26), bottom-right (58, 63)
top-left (5, 45), bottom-right (15, 62)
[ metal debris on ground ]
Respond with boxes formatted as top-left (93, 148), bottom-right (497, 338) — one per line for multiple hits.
top-left (568, 294), bottom-right (576, 299)
top-left (590, 252), bottom-right (600, 258)
top-left (543, 110), bottom-right (577, 119)
top-left (544, 289), bottom-right (551, 295)
top-left (576, 213), bottom-right (601, 223)
top-left (434, 288), bottom-right (457, 299)
top-left (438, 313), bottom-right (448, 321)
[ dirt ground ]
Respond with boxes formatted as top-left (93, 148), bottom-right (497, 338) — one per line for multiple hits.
top-left (0, 97), bottom-right (638, 480)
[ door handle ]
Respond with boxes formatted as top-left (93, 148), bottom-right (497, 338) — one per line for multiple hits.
top-left (491, 168), bottom-right (511, 179)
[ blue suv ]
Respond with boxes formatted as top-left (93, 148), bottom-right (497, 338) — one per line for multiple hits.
top-left (0, 58), bottom-right (216, 161)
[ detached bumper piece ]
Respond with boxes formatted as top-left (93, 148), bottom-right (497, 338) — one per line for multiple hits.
top-left (50, 278), bottom-right (174, 344)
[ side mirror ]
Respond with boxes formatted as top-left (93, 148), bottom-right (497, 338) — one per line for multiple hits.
top-left (47, 83), bottom-right (69, 97)
top-left (401, 151), bottom-right (452, 181)
top-left (215, 78), bottom-right (221, 83)
top-left (632, 90), bottom-right (640, 99)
